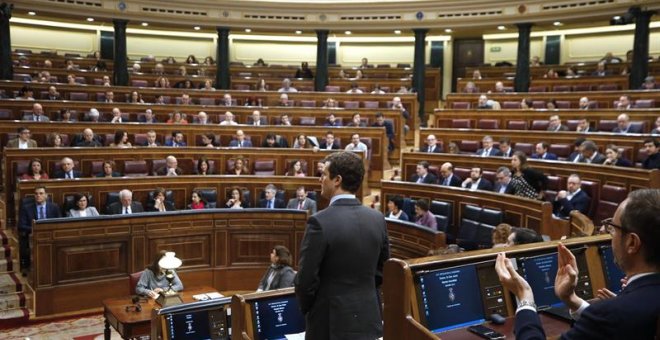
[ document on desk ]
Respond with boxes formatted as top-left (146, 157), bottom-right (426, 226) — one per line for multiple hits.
top-left (192, 292), bottom-right (224, 301)
top-left (285, 332), bottom-right (306, 340)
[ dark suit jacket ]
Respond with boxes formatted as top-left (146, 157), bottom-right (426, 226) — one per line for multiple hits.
top-left (154, 166), bottom-right (183, 176)
top-left (552, 189), bottom-right (591, 218)
top-left (258, 198), bottom-right (286, 209)
top-left (7, 138), bottom-right (38, 148)
top-left (295, 198), bottom-right (389, 340)
top-left (463, 178), bottom-right (494, 191)
top-left (532, 152), bottom-right (559, 160)
top-left (514, 273), bottom-right (660, 340)
top-left (107, 202), bottom-right (144, 215)
top-left (53, 170), bottom-right (82, 179)
top-left (568, 152), bottom-right (581, 162)
top-left (410, 173), bottom-right (438, 184)
top-left (440, 174), bottom-right (462, 187)
top-left (228, 139), bottom-right (253, 147)
top-left (500, 148), bottom-right (514, 158)
top-left (164, 140), bottom-right (187, 147)
top-left (319, 142), bottom-right (340, 150)
top-left (420, 144), bottom-right (443, 153)
top-left (612, 124), bottom-right (644, 134)
top-left (476, 148), bottom-right (503, 157)
top-left (257, 265), bottom-right (296, 291)
top-left (146, 200), bottom-right (175, 212)
top-left (287, 198), bottom-right (318, 214)
top-left (580, 152), bottom-right (607, 164)
top-left (18, 202), bottom-right (62, 232)
top-left (548, 124), bottom-right (569, 132)
top-left (493, 182), bottom-right (515, 194)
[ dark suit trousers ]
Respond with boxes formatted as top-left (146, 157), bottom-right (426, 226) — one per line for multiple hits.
top-left (19, 230), bottom-right (31, 269)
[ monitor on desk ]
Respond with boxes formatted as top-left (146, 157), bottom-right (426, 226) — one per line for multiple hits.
top-left (415, 263), bottom-right (487, 333)
top-left (599, 245), bottom-right (625, 294)
top-left (251, 293), bottom-right (306, 340)
top-left (519, 252), bottom-right (562, 309)
top-left (162, 297), bottom-right (232, 340)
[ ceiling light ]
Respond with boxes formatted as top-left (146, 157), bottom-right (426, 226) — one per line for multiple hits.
top-left (28, 11), bottom-right (36, 16)
top-left (497, 25), bottom-right (506, 30)
top-left (394, 30), bottom-right (401, 34)
top-left (141, 22), bottom-right (149, 27)
top-left (345, 31), bottom-right (352, 35)
top-left (245, 28), bottom-right (252, 33)
top-left (444, 28), bottom-right (453, 33)
top-left (295, 30), bottom-right (302, 34)
top-left (86, 17), bottom-right (94, 22)
top-left (553, 21), bottom-right (562, 26)
top-left (193, 26), bottom-right (201, 30)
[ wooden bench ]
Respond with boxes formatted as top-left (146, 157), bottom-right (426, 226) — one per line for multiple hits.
top-left (456, 75), bottom-right (630, 93)
top-left (465, 61), bottom-right (660, 79)
top-left (386, 218), bottom-right (447, 259)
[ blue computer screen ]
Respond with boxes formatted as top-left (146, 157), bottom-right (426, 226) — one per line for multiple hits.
top-left (167, 310), bottom-right (212, 340)
top-left (520, 253), bottom-right (562, 308)
top-left (600, 246), bottom-right (625, 294)
top-left (252, 294), bottom-right (306, 340)
top-left (417, 264), bottom-right (486, 333)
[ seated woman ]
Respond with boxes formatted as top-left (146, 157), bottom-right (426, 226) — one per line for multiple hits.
top-left (285, 159), bottom-right (306, 177)
top-left (167, 112), bottom-right (188, 124)
top-left (603, 144), bottom-right (633, 167)
top-left (510, 151), bottom-right (548, 200)
top-left (136, 250), bottom-right (184, 298)
top-left (47, 132), bottom-right (64, 148)
top-left (96, 161), bottom-right (122, 178)
top-left (109, 130), bottom-right (132, 148)
top-left (385, 195), bottom-right (409, 221)
top-left (129, 91), bottom-right (145, 104)
top-left (68, 193), bottom-right (99, 217)
top-left (20, 158), bottom-right (49, 180)
top-left (147, 187), bottom-right (175, 212)
top-left (256, 245), bottom-right (295, 292)
top-left (188, 190), bottom-right (207, 210)
top-left (225, 188), bottom-right (248, 209)
top-left (228, 157), bottom-right (249, 175)
top-left (200, 133), bottom-right (216, 148)
top-left (492, 223), bottom-right (512, 248)
top-left (414, 199), bottom-right (437, 231)
top-left (196, 157), bottom-right (213, 175)
top-left (292, 134), bottom-right (310, 149)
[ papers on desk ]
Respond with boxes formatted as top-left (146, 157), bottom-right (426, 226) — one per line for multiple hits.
top-left (192, 292), bottom-right (224, 301)
top-left (285, 332), bottom-right (306, 340)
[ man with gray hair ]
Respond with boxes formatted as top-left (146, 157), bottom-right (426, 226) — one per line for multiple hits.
top-left (258, 184), bottom-right (286, 209)
top-left (552, 174), bottom-right (591, 218)
top-left (196, 111), bottom-right (210, 124)
top-left (494, 166), bottom-right (514, 194)
top-left (107, 189), bottom-right (144, 215)
top-left (278, 78), bottom-right (298, 93)
top-left (578, 140), bottom-right (606, 164)
top-left (22, 103), bottom-right (49, 122)
top-left (154, 155), bottom-right (183, 176)
top-left (53, 157), bottom-right (82, 179)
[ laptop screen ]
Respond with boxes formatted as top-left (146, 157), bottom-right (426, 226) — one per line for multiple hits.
top-left (251, 293), bottom-right (306, 340)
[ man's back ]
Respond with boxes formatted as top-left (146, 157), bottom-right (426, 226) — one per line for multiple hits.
top-left (296, 198), bottom-right (389, 340)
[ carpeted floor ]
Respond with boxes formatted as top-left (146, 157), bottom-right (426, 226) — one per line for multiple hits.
top-left (2, 314), bottom-right (122, 340)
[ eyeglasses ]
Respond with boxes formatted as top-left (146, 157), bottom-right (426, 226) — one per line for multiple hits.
top-left (601, 217), bottom-right (626, 235)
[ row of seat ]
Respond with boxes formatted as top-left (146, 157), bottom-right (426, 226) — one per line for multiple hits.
top-left (448, 117), bottom-right (651, 134)
top-left (461, 83), bottom-right (627, 94)
top-left (451, 98), bottom-right (656, 109)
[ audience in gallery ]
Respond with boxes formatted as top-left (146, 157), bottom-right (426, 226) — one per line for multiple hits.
top-left (254, 58), bottom-right (267, 67)
top-left (414, 199), bottom-right (437, 231)
top-left (509, 151), bottom-right (548, 200)
top-left (359, 57), bottom-right (372, 69)
top-left (196, 157), bottom-right (213, 175)
top-left (491, 223), bottom-right (512, 248)
top-left (147, 187), bottom-right (175, 212)
top-left (67, 193), bottom-right (99, 218)
top-left (185, 54), bottom-right (198, 64)
top-left (461, 167), bottom-right (494, 191)
top-left (286, 159), bottom-right (306, 177)
top-left (229, 157), bottom-right (249, 175)
top-left (552, 173), bottom-right (591, 219)
top-left (135, 250), bottom-right (184, 298)
top-left (96, 161), bottom-right (121, 178)
top-left (188, 190), bottom-right (207, 210)
top-left (603, 144), bottom-right (633, 167)
top-left (20, 158), bottom-right (49, 181)
top-left (226, 188), bottom-right (248, 209)
top-left (256, 245), bottom-right (295, 292)
top-left (385, 195), bottom-right (409, 222)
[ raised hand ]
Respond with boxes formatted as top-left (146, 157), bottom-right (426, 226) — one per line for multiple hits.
top-left (494, 253), bottom-right (534, 302)
top-left (554, 243), bottom-right (584, 310)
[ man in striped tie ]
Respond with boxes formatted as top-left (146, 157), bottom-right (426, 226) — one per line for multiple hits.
top-left (286, 186), bottom-right (317, 214)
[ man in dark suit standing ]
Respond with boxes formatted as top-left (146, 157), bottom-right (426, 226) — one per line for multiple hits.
top-left (496, 189), bottom-right (660, 339)
top-left (319, 131), bottom-right (340, 150)
top-left (409, 161), bottom-right (438, 184)
top-left (461, 167), bottom-right (494, 191)
top-left (439, 162), bottom-right (462, 187)
top-left (295, 151), bottom-right (389, 340)
top-left (258, 184), bottom-right (286, 209)
top-left (531, 142), bottom-right (558, 160)
top-left (107, 189), bottom-right (144, 215)
top-left (420, 134), bottom-right (443, 153)
top-left (53, 157), bottom-right (82, 179)
top-left (552, 174), bottom-right (591, 218)
top-left (476, 135), bottom-right (503, 157)
top-left (18, 186), bottom-right (61, 274)
top-left (286, 186), bottom-right (317, 214)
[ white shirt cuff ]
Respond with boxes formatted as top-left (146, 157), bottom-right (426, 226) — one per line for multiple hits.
top-left (516, 305), bottom-right (537, 314)
top-left (569, 300), bottom-right (590, 320)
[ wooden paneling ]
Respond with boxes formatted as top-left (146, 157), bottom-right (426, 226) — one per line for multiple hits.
top-left (456, 75), bottom-right (630, 92)
top-left (386, 218), bottom-right (446, 259)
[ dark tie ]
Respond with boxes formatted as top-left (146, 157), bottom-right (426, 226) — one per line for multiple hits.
top-left (66, 172), bottom-right (71, 179)
top-left (124, 207), bottom-right (128, 215)
top-left (428, 146), bottom-right (433, 153)
top-left (39, 206), bottom-right (45, 220)
top-left (268, 200), bottom-right (272, 209)
top-left (298, 201), bottom-right (304, 210)
top-left (443, 177), bottom-right (449, 186)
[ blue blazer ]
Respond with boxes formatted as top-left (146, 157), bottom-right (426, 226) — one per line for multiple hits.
top-left (552, 190), bottom-right (591, 218)
top-left (532, 152), bottom-right (559, 160)
top-left (514, 273), bottom-right (660, 340)
top-left (476, 148), bottom-right (503, 157)
top-left (19, 202), bottom-right (62, 232)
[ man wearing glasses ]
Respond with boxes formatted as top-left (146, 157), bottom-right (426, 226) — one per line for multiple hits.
top-left (7, 127), bottom-right (38, 149)
top-left (495, 189), bottom-right (660, 339)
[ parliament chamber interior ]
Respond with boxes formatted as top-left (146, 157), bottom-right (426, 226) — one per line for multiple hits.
top-left (0, 0), bottom-right (659, 339)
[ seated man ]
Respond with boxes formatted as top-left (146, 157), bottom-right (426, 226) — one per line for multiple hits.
top-left (143, 130), bottom-right (160, 147)
top-left (104, 91), bottom-right (115, 103)
top-left (575, 118), bottom-right (596, 133)
top-left (391, 96), bottom-right (410, 120)
top-left (547, 114), bottom-right (569, 132)
top-left (86, 108), bottom-right (102, 123)
top-left (531, 142), bottom-right (558, 160)
top-left (221, 93), bottom-right (233, 106)
top-left (53, 157), bottom-right (82, 179)
top-left (420, 134), bottom-right (443, 153)
top-left (476, 135), bottom-right (503, 157)
top-left (248, 110), bottom-right (264, 126)
top-left (493, 166), bottom-right (515, 194)
top-left (578, 140), bottom-right (606, 164)
top-left (195, 111), bottom-right (210, 125)
top-left (7, 127), bottom-right (38, 149)
top-left (219, 111), bottom-right (238, 125)
top-left (165, 131), bottom-right (186, 147)
top-left (499, 137), bottom-right (513, 157)
top-left (286, 186), bottom-right (317, 214)
top-left (108, 189), bottom-right (145, 215)
top-left (439, 162), bottom-right (462, 187)
top-left (279, 114), bottom-right (292, 126)
top-left (261, 133), bottom-right (281, 148)
top-left (138, 108), bottom-right (158, 123)
top-left (278, 78), bottom-right (298, 93)
top-left (154, 155), bottom-right (183, 176)
top-left (46, 85), bottom-right (61, 100)
top-left (278, 93), bottom-right (292, 107)
top-left (642, 139), bottom-right (660, 170)
top-left (496, 189), bottom-right (660, 339)
top-left (613, 113), bottom-right (643, 134)
top-left (22, 103), bottom-right (49, 122)
top-left (410, 161), bottom-right (438, 184)
top-left (344, 133), bottom-right (368, 152)
top-left (371, 112), bottom-right (395, 152)
top-left (73, 128), bottom-right (102, 147)
top-left (476, 94), bottom-right (491, 109)
top-left (319, 131), bottom-right (340, 150)
top-left (229, 130), bottom-right (253, 148)
top-left (552, 174), bottom-right (591, 218)
top-left (616, 95), bottom-right (633, 110)
top-left (578, 97), bottom-right (590, 110)
top-left (258, 184), bottom-right (286, 208)
top-left (461, 167), bottom-right (494, 191)
top-left (346, 112), bottom-right (366, 127)
top-left (18, 186), bottom-right (61, 273)
top-left (110, 107), bottom-right (126, 123)
top-left (324, 113), bottom-right (342, 127)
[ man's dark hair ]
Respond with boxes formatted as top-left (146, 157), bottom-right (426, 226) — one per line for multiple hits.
top-left (415, 199), bottom-right (429, 212)
top-left (511, 227), bottom-right (543, 245)
top-left (620, 189), bottom-right (660, 266)
top-left (499, 137), bottom-right (510, 145)
top-left (273, 245), bottom-right (292, 267)
top-left (323, 151), bottom-right (364, 194)
top-left (418, 161), bottom-right (430, 170)
top-left (573, 137), bottom-right (586, 147)
top-left (582, 140), bottom-right (598, 152)
top-left (539, 141), bottom-right (550, 150)
top-left (171, 130), bottom-right (182, 137)
top-left (352, 112), bottom-right (360, 119)
top-left (643, 138), bottom-right (660, 147)
top-left (375, 112), bottom-right (384, 119)
top-left (17, 126), bottom-right (29, 133)
top-left (388, 195), bottom-right (404, 211)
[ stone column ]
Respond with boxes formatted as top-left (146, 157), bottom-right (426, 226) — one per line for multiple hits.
top-left (314, 30), bottom-right (329, 92)
top-left (413, 28), bottom-right (428, 125)
top-left (112, 19), bottom-right (129, 86)
top-left (630, 8), bottom-right (655, 89)
top-left (0, 2), bottom-right (14, 80)
top-left (216, 27), bottom-right (230, 90)
top-left (514, 23), bottom-right (532, 92)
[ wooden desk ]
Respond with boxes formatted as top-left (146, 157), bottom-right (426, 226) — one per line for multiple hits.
top-left (437, 314), bottom-right (571, 339)
top-left (103, 285), bottom-right (216, 340)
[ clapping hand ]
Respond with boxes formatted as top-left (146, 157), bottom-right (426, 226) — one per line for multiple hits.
top-left (494, 253), bottom-right (534, 302)
top-left (554, 243), bottom-right (585, 310)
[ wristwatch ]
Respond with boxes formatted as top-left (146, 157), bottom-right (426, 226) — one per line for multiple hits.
top-left (517, 300), bottom-right (537, 310)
